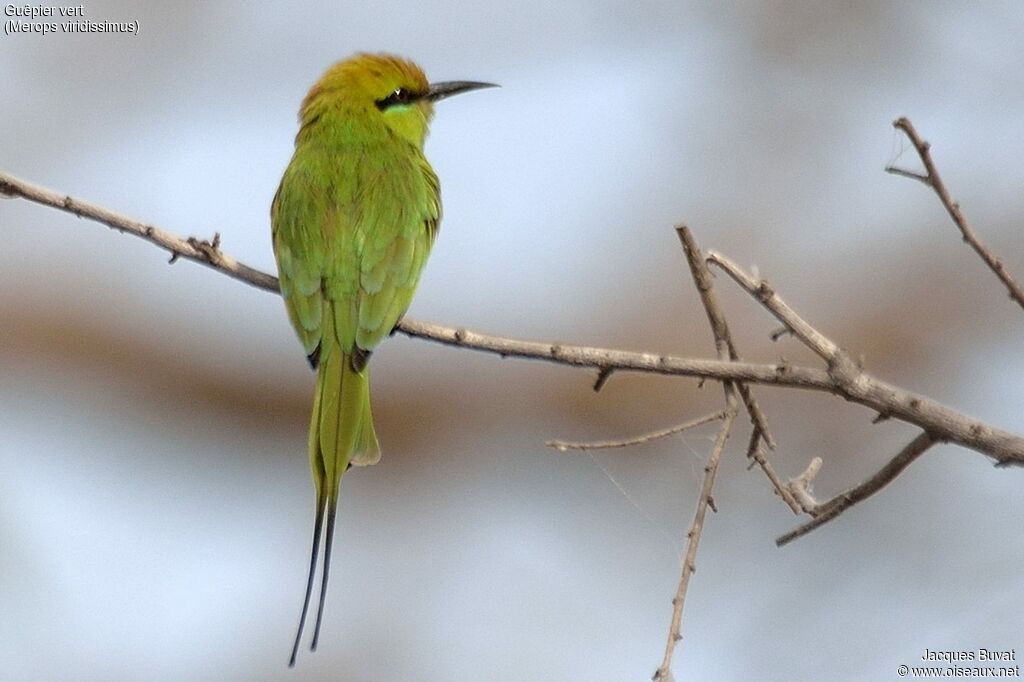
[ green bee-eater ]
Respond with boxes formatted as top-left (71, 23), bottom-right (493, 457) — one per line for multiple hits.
top-left (271, 53), bottom-right (494, 665)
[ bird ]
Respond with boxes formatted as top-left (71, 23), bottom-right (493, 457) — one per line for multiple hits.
top-left (270, 53), bottom-right (495, 666)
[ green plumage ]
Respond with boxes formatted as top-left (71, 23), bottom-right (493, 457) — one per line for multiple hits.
top-left (271, 53), bottom-right (492, 666)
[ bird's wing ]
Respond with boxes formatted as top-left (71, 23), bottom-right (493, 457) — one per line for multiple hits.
top-left (348, 156), bottom-right (441, 353)
top-left (271, 159), bottom-right (335, 366)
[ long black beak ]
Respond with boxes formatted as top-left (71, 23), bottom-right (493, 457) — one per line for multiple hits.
top-left (427, 81), bottom-right (499, 102)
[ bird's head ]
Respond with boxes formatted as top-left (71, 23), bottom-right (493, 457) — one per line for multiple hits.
top-left (299, 53), bottom-right (496, 148)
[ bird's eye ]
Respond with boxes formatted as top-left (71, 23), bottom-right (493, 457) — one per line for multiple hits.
top-left (376, 87), bottom-right (415, 110)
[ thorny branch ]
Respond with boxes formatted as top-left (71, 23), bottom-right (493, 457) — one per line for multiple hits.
top-left (4, 170), bottom-right (1020, 468)
top-left (887, 117), bottom-right (1024, 311)
top-left (2, 116), bottom-right (1022, 681)
top-left (676, 227), bottom-right (789, 497)
top-left (653, 402), bottom-right (737, 681)
top-left (705, 250), bottom-right (1022, 466)
top-left (652, 227), bottom-right (746, 680)
top-left (677, 229), bottom-right (775, 443)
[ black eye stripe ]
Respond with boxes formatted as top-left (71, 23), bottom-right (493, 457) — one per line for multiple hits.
top-left (375, 87), bottom-right (420, 110)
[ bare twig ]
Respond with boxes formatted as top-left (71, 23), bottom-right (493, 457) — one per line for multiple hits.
top-left (2, 171), bottom-right (1022, 467)
top-left (678, 227), bottom-right (732, 362)
top-left (653, 402), bottom-right (738, 681)
top-left (546, 411), bottom-right (725, 452)
top-left (401, 317), bottom-right (830, 387)
top-left (0, 172), bottom-right (278, 293)
top-left (887, 117), bottom-right (1024, 311)
top-left (885, 166), bottom-right (928, 184)
top-left (707, 251), bottom-right (839, 362)
top-left (704, 251), bottom-right (1022, 467)
top-left (776, 432), bottom-right (937, 546)
top-left (679, 226), bottom-right (793, 511)
top-left (706, 248), bottom-right (1020, 538)
top-left (677, 226), bottom-right (776, 450)
top-left (735, 383), bottom-right (773, 447)
top-left (652, 226), bottom-right (756, 680)
top-left (746, 430), bottom-right (801, 514)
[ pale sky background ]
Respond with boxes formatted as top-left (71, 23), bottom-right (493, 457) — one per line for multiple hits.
top-left (2, 2), bottom-right (1023, 680)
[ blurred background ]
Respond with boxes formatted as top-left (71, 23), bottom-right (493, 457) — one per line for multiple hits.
top-left (2, 1), bottom-right (1023, 680)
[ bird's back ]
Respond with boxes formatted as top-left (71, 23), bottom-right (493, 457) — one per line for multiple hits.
top-left (273, 128), bottom-right (440, 359)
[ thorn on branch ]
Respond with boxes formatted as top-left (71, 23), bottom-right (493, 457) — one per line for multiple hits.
top-left (60, 194), bottom-right (86, 219)
top-left (593, 366), bottom-right (614, 392)
top-left (769, 326), bottom-right (792, 342)
top-left (652, 669), bottom-right (674, 682)
top-left (884, 165), bottom-right (930, 185)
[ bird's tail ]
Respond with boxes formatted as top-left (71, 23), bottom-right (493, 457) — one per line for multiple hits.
top-left (288, 341), bottom-right (378, 667)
